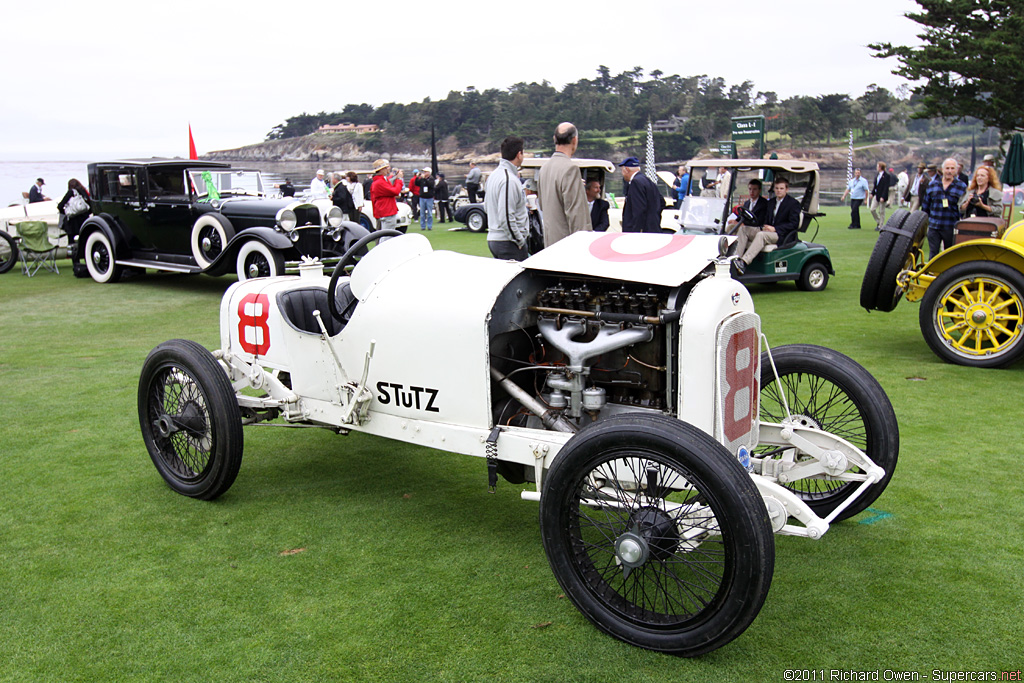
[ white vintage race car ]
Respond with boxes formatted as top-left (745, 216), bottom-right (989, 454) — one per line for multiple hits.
top-left (137, 230), bottom-right (899, 657)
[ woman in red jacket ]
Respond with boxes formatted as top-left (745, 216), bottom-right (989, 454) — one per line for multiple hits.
top-left (369, 159), bottom-right (405, 233)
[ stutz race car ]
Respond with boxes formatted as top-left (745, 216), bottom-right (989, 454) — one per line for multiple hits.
top-left (138, 230), bottom-right (899, 656)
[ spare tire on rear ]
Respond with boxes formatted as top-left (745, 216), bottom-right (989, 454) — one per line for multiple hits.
top-left (860, 209), bottom-right (908, 311)
top-left (874, 210), bottom-right (928, 312)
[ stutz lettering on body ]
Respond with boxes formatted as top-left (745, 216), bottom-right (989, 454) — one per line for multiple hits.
top-left (376, 382), bottom-right (440, 412)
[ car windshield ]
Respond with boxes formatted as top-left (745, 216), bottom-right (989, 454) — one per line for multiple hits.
top-left (680, 165), bottom-right (817, 232)
top-left (189, 169), bottom-right (265, 200)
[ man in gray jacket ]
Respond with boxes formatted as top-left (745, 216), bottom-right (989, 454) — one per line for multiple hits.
top-left (466, 162), bottom-right (482, 203)
top-left (538, 122), bottom-right (591, 246)
top-left (485, 136), bottom-right (530, 261)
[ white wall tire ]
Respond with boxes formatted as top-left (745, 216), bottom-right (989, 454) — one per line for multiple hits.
top-left (236, 241), bottom-right (284, 281)
top-left (84, 231), bottom-right (122, 283)
top-left (191, 214), bottom-right (234, 269)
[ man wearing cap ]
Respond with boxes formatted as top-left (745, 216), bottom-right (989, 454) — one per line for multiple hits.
top-left (538, 122), bottom-right (591, 246)
top-left (407, 169), bottom-right (421, 220)
top-left (28, 178), bottom-right (49, 203)
top-left (619, 157), bottom-right (663, 233)
top-left (370, 159), bottom-right (405, 232)
top-left (416, 169), bottom-right (436, 231)
top-left (982, 154), bottom-right (997, 170)
top-left (309, 169), bottom-right (329, 200)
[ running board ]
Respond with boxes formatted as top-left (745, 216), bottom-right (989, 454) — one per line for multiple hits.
top-left (114, 259), bottom-right (202, 274)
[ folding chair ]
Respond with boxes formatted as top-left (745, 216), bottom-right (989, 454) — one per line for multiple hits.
top-left (17, 220), bottom-right (60, 277)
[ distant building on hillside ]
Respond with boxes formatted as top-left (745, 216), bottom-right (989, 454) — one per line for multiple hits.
top-left (317, 123), bottom-right (380, 134)
top-left (653, 115), bottom-right (688, 133)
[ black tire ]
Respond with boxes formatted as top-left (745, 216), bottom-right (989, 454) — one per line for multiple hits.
top-left (358, 213), bottom-right (374, 231)
top-left (84, 231), bottom-right (123, 283)
top-left (191, 214), bottom-right (235, 269)
top-left (796, 261), bottom-right (829, 292)
top-left (466, 209), bottom-right (486, 233)
top-left (0, 230), bottom-right (17, 274)
top-left (918, 261), bottom-right (1024, 368)
top-left (236, 240), bottom-right (284, 280)
top-left (859, 209), bottom-right (908, 310)
top-left (875, 210), bottom-right (929, 312)
top-left (540, 413), bottom-right (774, 657)
top-left (758, 344), bottom-right (898, 521)
top-left (138, 339), bottom-right (243, 500)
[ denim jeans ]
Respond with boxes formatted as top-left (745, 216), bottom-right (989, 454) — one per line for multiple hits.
top-left (419, 198), bottom-right (434, 230)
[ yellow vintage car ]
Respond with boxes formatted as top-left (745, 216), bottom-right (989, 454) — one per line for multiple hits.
top-left (861, 208), bottom-right (1024, 368)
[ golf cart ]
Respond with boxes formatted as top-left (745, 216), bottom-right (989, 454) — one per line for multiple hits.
top-left (677, 160), bottom-right (833, 291)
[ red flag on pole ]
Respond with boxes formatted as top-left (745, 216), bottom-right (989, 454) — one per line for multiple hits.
top-left (188, 124), bottom-right (198, 160)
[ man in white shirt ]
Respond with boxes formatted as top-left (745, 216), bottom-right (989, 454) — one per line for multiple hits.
top-left (309, 169), bottom-right (329, 200)
top-left (716, 167), bottom-right (732, 199)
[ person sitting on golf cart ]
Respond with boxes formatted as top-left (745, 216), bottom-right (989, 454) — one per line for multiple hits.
top-left (725, 179), bottom-right (769, 235)
top-left (731, 176), bottom-right (801, 276)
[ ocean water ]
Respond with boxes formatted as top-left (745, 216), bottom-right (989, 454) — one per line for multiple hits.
top-left (1, 161), bottom-right (91, 207)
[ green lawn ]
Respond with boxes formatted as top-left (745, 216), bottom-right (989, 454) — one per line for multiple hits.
top-left (1, 217), bottom-right (1020, 681)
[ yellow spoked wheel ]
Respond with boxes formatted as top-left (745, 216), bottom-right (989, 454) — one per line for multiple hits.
top-left (920, 261), bottom-right (1024, 368)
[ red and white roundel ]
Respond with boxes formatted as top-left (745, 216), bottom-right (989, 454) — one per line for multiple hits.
top-left (525, 232), bottom-right (721, 287)
top-left (588, 233), bottom-right (696, 262)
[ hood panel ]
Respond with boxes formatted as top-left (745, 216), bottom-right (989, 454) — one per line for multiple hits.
top-left (524, 232), bottom-right (722, 286)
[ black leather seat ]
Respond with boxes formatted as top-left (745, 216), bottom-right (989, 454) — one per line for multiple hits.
top-left (276, 285), bottom-right (355, 336)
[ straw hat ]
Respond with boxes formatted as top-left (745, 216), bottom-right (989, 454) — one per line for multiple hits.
top-left (372, 159), bottom-right (390, 174)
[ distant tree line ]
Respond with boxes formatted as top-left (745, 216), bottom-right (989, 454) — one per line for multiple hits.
top-left (265, 64), bottom-right (999, 157)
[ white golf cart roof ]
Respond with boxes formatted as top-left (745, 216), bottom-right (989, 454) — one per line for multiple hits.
top-left (685, 158), bottom-right (820, 173)
top-left (521, 157), bottom-right (616, 173)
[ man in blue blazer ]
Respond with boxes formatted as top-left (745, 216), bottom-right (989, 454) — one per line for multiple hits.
top-left (619, 157), bottom-right (664, 233)
top-left (732, 177), bottom-right (801, 275)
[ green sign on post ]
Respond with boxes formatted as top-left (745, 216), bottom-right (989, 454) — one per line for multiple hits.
top-left (718, 141), bottom-right (737, 158)
top-left (731, 115), bottom-right (765, 158)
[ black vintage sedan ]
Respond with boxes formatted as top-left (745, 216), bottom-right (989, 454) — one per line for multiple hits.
top-left (79, 159), bottom-right (367, 283)
top-left (453, 201), bottom-right (487, 233)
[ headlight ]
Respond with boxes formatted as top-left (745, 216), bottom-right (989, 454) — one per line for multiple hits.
top-left (276, 208), bottom-right (297, 231)
top-left (327, 206), bottom-right (344, 228)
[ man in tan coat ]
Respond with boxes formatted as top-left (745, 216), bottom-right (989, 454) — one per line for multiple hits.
top-left (538, 122), bottom-right (591, 247)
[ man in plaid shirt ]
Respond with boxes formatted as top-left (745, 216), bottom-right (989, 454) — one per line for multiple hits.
top-left (920, 158), bottom-right (967, 259)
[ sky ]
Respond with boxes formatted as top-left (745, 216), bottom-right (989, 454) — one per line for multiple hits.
top-left (1, 0), bottom-right (924, 161)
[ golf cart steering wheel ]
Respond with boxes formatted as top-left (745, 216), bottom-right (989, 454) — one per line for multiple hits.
top-left (327, 230), bottom-right (404, 322)
top-left (735, 206), bottom-right (757, 228)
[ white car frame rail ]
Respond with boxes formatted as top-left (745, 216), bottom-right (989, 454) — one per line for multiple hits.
top-left (138, 230), bottom-right (899, 657)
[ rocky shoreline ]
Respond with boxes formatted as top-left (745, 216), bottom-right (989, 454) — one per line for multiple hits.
top-left (204, 133), bottom-right (992, 171)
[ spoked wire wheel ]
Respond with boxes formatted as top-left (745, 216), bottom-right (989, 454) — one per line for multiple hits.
top-left (138, 339), bottom-right (243, 499)
top-left (919, 261), bottom-right (1024, 368)
top-left (758, 344), bottom-right (898, 521)
top-left (540, 414), bottom-right (773, 656)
